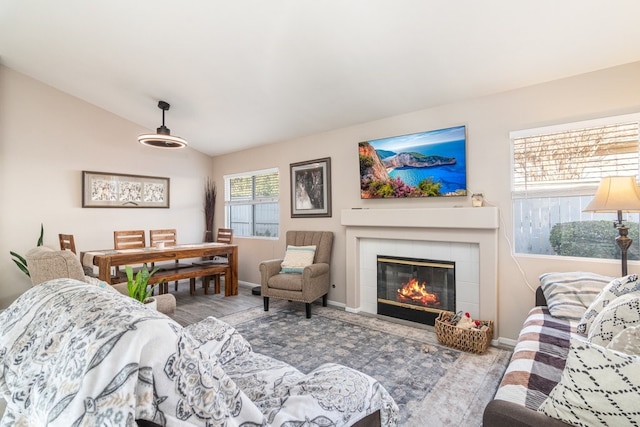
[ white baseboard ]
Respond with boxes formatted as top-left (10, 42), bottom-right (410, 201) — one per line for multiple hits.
top-left (495, 336), bottom-right (517, 349)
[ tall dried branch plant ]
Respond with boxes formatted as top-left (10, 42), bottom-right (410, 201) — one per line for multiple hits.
top-left (204, 178), bottom-right (217, 242)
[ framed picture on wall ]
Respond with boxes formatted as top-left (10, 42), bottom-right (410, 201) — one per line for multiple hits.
top-left (290, 157), bottom-right (332, 218)
top-left (82, 171), bottom-right (170, 208)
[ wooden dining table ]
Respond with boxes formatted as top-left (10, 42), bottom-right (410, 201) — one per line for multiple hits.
top-left (81, 243), bottom-right (238, 295)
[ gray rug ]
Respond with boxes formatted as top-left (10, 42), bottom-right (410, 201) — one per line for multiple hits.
top-left (220, 303), bottom-right (511, 427)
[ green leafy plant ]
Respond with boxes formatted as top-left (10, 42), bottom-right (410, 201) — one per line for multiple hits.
top-left (549, 220), bottom-right (640, 260)
top-left (126, 264), bottom-right (161, 303)
top-left (10, 223), bottom-right (44, 277)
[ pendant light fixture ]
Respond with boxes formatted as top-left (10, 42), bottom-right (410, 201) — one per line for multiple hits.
top-left (138, 100), bottom-right (188, 149)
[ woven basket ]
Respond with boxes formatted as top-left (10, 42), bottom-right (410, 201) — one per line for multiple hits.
top-left (435, 311), bottom-right (493, 354)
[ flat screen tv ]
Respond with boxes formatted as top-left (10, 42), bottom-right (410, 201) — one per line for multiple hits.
top-left (359, 125), bottom-right (467, 199)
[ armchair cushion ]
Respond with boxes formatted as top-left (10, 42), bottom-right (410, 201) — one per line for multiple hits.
top-left (281, 245), bottom-right (316, 273)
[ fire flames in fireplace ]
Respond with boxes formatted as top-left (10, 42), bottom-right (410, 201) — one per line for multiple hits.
top-left (397, 278), bottom-right (440, 307)
top-left (377, 254), bottom-right (455, 325)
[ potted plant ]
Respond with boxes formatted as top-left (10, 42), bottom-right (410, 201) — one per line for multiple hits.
top-left (126, 264), bottom-right (161, 309)
top-left (10, 223), bottom-right (44, 277)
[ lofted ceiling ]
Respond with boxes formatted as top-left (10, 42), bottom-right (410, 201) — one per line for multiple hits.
top-left (2, 1), bottom-right (640, 156)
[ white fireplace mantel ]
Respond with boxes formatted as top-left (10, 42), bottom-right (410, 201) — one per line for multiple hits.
top-left (341, 207), bottom-right (500, 329)
top-left (341, 207), bottom-right (499, 229)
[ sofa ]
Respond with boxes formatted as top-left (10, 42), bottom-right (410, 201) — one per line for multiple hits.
top-left (25, 245), bottom-right (177, 315)
top-left (483, 272), bottom-right (640, 426)
top-left (0, 278), bottom-right (398, 426)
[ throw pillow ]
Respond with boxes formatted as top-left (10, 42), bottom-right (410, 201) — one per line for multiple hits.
top-left (538, 338), bottom-right (640, 425)
top-left (280, 245), bottom-right (317, 274)
top-left (539, 271), bottom-right (614, 321)
top-left (577, 274), bottom-right (640, 335)
top-left (84, 275), bottom-right (119, 293)
top-left (587, 292), bottom-right (640, 347)
top-left (608, 324), bottom-right (640, 356)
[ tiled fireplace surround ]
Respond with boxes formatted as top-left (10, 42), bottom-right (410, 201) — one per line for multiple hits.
top-left (341, 207), bottom-right (500, 329)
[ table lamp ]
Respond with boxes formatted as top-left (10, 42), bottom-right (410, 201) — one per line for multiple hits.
top-left (583, 176), bottom-right (640, 276)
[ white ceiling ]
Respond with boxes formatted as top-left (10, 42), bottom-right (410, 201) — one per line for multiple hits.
top-left (2, 1), bottom-right (640, 156)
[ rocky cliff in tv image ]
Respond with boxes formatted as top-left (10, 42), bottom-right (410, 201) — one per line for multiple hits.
top-left (382, 152), bottom-right (456, 169)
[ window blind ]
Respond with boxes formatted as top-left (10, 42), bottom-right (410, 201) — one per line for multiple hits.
top-left (513, 121), bottom-right (639, 195)
top-left (228, 169), bottom-right (278, 202)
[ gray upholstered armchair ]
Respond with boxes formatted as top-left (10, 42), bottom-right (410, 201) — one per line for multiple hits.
top-left (259, 230), bottom-right (333, 318)
top-left (25, 246), bottom-right (176, 315)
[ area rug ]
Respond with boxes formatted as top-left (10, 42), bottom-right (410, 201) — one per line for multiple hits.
top-left (220, 303), bottom-right (512, 427)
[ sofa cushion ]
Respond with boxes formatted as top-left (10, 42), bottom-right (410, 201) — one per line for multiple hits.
top-left (539, 271), bottom-right (614, 321)
top-left (587, 291), bottom-right (640, 347)
top-left (577, 274), bottom-right (640, 335)
top-left (493, 307), bottom-right (576, 411)
top-left (538, 337), bottom-right (640, 425)
top-left (607, 324), bottom-right (640, 355)
top-left (280, 245), bottom-right (316, 273)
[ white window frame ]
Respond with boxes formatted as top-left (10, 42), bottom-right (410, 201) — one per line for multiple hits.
top-left (224, 167), bottom-right (279, 239)
top-left (510, 113), bottom-right (640, 259)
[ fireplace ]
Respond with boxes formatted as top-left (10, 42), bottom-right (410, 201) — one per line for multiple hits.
top-left (377, 255), bottom-right (455, 325)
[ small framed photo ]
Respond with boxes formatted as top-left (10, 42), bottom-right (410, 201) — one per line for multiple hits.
top-left (82, 171), bottom-right (170, 208)
top-left (290, 157), bottom-right (332, 218)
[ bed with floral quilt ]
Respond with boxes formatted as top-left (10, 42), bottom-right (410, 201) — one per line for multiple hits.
top-left (0, 278), bottom-right (398, 426)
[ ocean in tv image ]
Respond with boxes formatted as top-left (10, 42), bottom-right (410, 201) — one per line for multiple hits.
top-left (359, 125), bottom-right (467, 198)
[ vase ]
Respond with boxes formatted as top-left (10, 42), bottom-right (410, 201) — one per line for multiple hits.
top-left (144, 297), bottom-right (157, 310)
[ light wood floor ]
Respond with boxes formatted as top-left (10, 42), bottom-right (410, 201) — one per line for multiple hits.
top-left (169, 282), bottom-right (263, 326)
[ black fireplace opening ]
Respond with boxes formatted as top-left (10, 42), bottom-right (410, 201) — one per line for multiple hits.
top-left (377, 255), bottom-right (455, 326)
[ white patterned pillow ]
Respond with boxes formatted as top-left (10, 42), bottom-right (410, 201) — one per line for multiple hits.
top-left (608, 324), bottom-right (640, 356)
top-left (539, 272), bottom-right (614, 320)
top-left (280, 245), bottom-right (316, 273)
top-left (577, 274), bottom-right (640, 335)
top-left (538, 338), bottom-right (640, 425)
top-left (587, 292), bottom-right (640, 347)
top-left (84, 275), bottom-right (119, 293)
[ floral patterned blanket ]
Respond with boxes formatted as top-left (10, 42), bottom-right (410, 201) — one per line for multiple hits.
top-left (0, 279), bottom-right (398, 426)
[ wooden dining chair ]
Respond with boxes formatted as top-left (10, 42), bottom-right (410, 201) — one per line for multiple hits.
top-left (216, 228), bottom-right (233, 245)
top-left (192, 228), bottom-right (233, 294)
top-left (59, 233), bottom-right (100, 278)
top-left (114, 230), bottom-right (146, 250)
top-left (113, 230), bottom-right (146, 279)
top-left (59, 233), bottom-right (76, 254)
top-left (150, 228), bottom-right (189, 291)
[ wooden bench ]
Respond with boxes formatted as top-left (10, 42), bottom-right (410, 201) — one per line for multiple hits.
top-left (149, 265), bottom-right (230, 295)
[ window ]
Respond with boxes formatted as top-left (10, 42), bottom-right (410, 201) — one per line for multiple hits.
top-left (511, 113), bottom-right (640, 260)
top-left (224, 168), bottom-right (279, 238)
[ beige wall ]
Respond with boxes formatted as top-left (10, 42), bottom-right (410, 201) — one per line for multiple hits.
top-left (212, 61), bottom-right (640, 341)
top-left (0, 65), bottom-right (213, 307)
top-left (4, 62), bottom-right (640, 341)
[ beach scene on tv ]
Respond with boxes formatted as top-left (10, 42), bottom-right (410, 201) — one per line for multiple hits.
top-left (359, 125), bottom-right (467, 198)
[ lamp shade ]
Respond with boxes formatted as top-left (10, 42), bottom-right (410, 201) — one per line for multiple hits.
top-left (583, 176), bottom-right (640, 212)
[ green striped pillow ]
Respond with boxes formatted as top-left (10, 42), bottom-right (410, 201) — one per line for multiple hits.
top-left (280, 245), bottom-right (316, 274)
